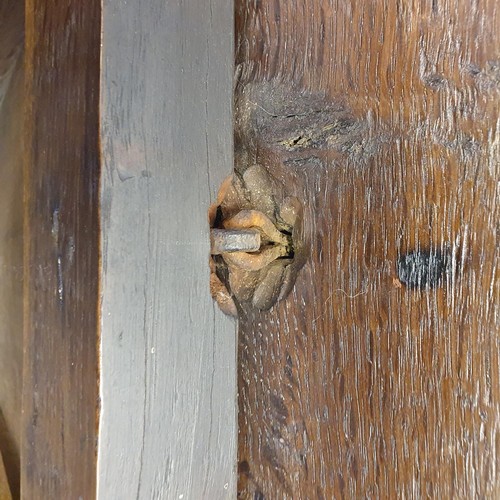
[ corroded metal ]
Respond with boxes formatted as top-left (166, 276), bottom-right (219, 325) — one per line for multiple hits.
top-left (208, 165), bottom-right (305, 316)
top-left (210, 228), bottom-right (261, 255)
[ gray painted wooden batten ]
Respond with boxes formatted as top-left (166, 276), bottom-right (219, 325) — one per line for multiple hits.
top-left (97, 1), bottom-right (236, 498)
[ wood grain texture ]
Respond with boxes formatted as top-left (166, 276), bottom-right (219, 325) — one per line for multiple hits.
top-left (23, 1), bottom-right (100, 498)
top-left (0, 2), bottom-right (23, 497)
top-left (98, 0), bottom-right (236, 498)
top-left (0, 451), bottom-right (12, 500)
top-left (236, 1), bottom-right (499, 498)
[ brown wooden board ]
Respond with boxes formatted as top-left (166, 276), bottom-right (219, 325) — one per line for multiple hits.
top-left (23, 1), bottom-right (100, 498)
top-left (0, 450), bottom-right (12, 500)
top-left (0, 2), bottom-right (24, 497)
top-left (235, 1), bottom-right (499, 498)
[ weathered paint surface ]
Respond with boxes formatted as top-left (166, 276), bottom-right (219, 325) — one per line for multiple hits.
top-left (98, 1), bottom-right (236, 498)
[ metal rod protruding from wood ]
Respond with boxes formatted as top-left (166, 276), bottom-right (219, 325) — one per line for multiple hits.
top-left (210, 228), bottom-right (261, 255)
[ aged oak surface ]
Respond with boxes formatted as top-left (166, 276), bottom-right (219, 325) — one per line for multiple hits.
top-left (236, 1), bottom-right (499, 498)
top-left (0, 1), bottom-right (23, 497)
top-left (23, 1), bottom-right (100, 498)
top-left (97, 0), bottom-right (236, 498)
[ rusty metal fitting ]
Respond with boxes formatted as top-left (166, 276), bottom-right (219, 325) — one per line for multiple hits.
top-left (210, 228), bottom-right (261, 255)
top-left (208, 165), bottom-right (305, 316)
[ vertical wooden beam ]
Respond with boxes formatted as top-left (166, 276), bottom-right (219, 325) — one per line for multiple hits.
top-left (97, 0), bottom-right (236, 497)
top-left (0, 2), bottom-right (24, 497)
top-left (23, 1), bottom-right (100, 498)
top-left (0, 451), bottom-right (12, 500)
top-left (236, 0), bottom-right (499, 498)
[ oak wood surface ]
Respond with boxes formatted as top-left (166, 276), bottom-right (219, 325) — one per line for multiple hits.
top-left (0, 2), bottom-right (24, 498)
top-left (97, 0), bottom-right (236, 497)
top-left (236, 1), bottom-right (499, 498)
top-left (23, 1), bottom-right (101, 498)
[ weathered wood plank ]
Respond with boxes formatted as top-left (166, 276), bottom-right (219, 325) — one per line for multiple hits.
top-left (236, 0), bottom-right (500, 498)
top-left (98, 0), bottom-right (236, 498)
top-left (23, 1), bottom-right (101, 497)
top-left (0, 2), bottom-right (24, 497)
top-left (0, 450), bottom-right (12, 500)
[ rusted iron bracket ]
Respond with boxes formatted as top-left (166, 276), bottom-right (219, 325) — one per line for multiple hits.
top-left (208, 165), bottom-right (305, 316)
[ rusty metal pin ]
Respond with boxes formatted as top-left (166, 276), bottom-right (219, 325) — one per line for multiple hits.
top-left (210, 228), bottom-right (261, 255)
